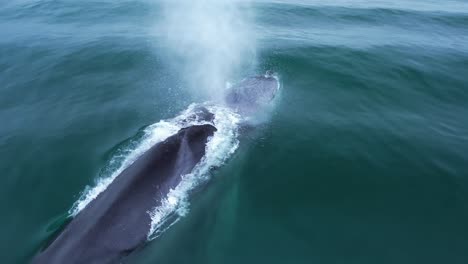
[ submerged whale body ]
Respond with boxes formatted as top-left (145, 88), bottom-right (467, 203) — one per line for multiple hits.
top-left (225, 72), bottom-right (279, 114)
top-left (33, 72), bottom-right (279, 264)
top-left (33, 125), bottom-right (216, 264)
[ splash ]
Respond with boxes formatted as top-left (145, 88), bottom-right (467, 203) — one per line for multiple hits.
top-left (159, 0), bottom-right (256, 100)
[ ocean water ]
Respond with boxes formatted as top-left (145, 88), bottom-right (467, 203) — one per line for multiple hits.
top-left (1, 0), bottom-right (468, 263)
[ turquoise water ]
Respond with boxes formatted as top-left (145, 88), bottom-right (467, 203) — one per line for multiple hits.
top-left (1, 0), bottom-right (468, 263)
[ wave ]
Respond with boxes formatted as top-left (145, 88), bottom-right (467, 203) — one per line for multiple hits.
top-left (257, 3), bottom-right (468, 29)
top-left (258, 0), bottom-right (468, 14)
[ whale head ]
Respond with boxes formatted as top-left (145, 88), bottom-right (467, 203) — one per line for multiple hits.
top-left (225, 71), bottom-right (279, 115)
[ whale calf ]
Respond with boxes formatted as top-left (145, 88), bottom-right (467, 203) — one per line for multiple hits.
top-left (33, 72), bottom-right (279, 264)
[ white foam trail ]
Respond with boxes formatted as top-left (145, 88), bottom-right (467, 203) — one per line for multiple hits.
top-left (69, 104), bottom-right (241, 240)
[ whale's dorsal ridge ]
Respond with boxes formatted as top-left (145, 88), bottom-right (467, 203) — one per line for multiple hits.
top-left (33, 124), bottom-right (217, 264)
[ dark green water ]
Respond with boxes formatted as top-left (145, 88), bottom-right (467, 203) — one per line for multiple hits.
top-left (1, 0), bottom-right (468, 263)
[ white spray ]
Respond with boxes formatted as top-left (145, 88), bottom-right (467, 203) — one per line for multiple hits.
top-left (159, 0), bottom-right (256, 100)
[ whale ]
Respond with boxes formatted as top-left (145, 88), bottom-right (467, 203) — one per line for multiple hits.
top-left (33, 124), bottom-right (217, 264)
top-left (33, 72), bottom-right (279, 264)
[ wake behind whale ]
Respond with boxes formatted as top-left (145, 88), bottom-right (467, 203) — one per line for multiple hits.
top-left (33, 73), bottom-right (279, 264)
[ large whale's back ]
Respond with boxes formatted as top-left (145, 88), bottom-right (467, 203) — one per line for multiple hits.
top-left (33, 124), bottom-right (217, 264)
